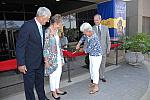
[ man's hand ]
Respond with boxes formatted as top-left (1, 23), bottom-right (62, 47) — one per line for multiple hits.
top-left (18, 65), bottom-right (27, 74)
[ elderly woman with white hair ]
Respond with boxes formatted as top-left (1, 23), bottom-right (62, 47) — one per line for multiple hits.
top-left (80, 22), bottom-right (103, 94)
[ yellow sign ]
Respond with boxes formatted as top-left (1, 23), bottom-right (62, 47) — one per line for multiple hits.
top-left (101, 17), bottom-right (126, 29)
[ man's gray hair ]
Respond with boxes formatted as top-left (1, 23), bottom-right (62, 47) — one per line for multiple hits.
top-left (94, 14), bottom-right (101, 19)
top-left (36, 7), bottom-right (51, 17)
top-left (80, 22), bottom-right (93, 32)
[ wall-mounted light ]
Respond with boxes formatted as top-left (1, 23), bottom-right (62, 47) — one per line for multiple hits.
top-left (2, 2), bottom-right (6, 5)
top-left (56, 0), bottom-right (60, 1)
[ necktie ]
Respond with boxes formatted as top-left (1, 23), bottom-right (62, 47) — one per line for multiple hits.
top-left (39, 25), bottom-right (43, 46)
top-left (98, 25), bottom-right (101, 38)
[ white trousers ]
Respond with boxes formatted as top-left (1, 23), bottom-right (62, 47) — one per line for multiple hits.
top-left (89, 55), bottom-right (102, 84)
top-left (49, 60), bottom-right (62, 91)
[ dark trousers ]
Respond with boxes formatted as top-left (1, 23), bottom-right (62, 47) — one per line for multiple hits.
top-left (23, 65), bottom-right (46, 100)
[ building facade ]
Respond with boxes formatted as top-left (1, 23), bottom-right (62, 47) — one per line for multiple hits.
top-left (126, 0), bottom-right (150, 35)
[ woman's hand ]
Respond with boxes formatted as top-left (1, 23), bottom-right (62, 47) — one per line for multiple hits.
top-left (44, 62), bottom-right (53, 69)
top-left (79, 48), bottom-right (84, 52)
top-left (76, 43), bottom-right (80, 50)
top-left (44, 62), bottom-right (50, 69)
top-left (62, 62), bottom-right (65, 67)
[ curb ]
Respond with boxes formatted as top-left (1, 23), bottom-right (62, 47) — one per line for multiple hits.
top-left (140, 61), bottom-right (150, 100)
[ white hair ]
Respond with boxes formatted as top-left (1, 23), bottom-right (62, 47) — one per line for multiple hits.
top-left (36, 7), bottom-right (51, 17)
top-left (80, 22), bottom-right (93, 32)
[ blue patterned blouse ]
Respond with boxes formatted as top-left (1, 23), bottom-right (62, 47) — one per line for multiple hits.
top-left (43, 28), bottom-right (64, 74)
top-left (83, 34), bottom-right (103, 56)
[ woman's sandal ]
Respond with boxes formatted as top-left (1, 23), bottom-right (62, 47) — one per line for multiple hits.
top-left (89, 89), bottom-right (99, 94)
top-left (88, 83), bottom-right (95, 88)
top-left (89, 84), bottom-right (99, 94)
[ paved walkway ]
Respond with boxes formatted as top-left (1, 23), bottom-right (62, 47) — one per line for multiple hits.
top-left (0, 55), bottom-right (150, 100)
top-left (48, 63), bottom-right (149, 100)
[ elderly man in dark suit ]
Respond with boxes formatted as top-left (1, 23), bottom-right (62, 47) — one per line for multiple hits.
top-left (16, 7), bottom-right (51, 100)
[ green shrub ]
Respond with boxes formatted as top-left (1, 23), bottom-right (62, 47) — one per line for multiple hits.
top-left (121, 33), bottom-right (150, 53)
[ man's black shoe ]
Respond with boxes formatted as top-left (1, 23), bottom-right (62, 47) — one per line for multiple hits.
top-left (100, 78), bottom-right (106, 82)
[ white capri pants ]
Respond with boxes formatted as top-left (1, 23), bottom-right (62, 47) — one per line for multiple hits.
top-left (89, 55), bottom-right (102, 84)
top-left (49, 57), bottom-right (62, 91)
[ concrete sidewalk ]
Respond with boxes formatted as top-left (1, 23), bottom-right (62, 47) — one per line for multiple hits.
top-left (51, 63), bottom-right (149, 100)
top-left (1, 61), bottom-right (149, 100)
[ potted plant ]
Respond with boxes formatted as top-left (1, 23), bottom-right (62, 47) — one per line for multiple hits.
top-left (121, 33), bottom-right (150, 65)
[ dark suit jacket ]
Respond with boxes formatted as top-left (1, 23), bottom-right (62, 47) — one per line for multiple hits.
top-left (16, 19), bottom-right (45, 69)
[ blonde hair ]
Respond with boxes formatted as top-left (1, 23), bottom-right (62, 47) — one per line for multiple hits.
top-left (50, 14), bottom-right (62, 24)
